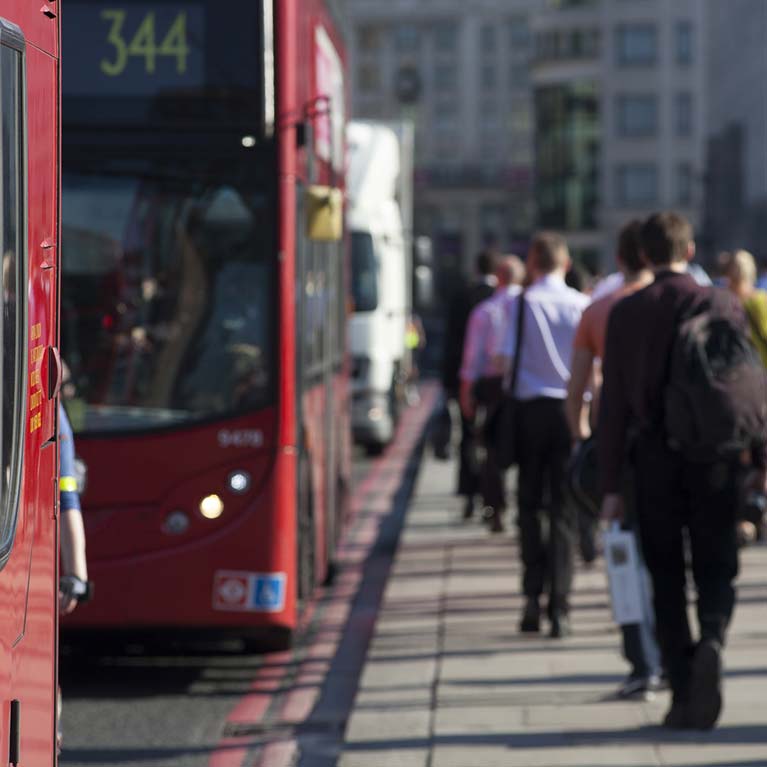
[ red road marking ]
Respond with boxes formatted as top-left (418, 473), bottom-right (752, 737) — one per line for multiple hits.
top-left (208, 384), bottom-right (437, 767)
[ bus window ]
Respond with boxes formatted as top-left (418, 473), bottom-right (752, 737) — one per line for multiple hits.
top-left (0, 26), bottom-right (26, 569)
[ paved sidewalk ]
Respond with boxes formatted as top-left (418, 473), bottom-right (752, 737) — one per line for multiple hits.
top-left (338, 449), bottom-right (767, 767)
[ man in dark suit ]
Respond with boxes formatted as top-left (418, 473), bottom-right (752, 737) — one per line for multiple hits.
top-left (442, 250), bottom-right (498, 519)
top-left (599, 212), bottom-right (766, 730)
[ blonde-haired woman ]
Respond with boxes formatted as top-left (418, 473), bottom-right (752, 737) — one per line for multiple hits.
top-left (726, 249), bottom-right (767, 367)
top-left (725, 249), bottom-right (767, 547)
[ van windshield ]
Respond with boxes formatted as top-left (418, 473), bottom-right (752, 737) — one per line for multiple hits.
top-left (351, 231), bottom-right (378, 312)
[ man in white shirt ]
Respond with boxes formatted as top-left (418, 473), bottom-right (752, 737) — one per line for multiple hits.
top-left (496, 232), bottom-right (589, 638)
top-left (459, 255), bottom-right (524, 531)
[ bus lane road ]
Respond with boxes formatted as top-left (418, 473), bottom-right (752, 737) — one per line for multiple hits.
top-left (59, 384), bottom-right (438, 767)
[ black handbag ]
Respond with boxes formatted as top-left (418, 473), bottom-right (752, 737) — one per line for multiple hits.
top-left (431, 397), bottom-right (453, 460)
top-left (568, 436), bottom-right (600, 519)
top-left (494, 292), bottom-right (526, 470)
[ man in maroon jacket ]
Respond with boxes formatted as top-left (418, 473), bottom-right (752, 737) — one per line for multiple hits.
top-left (599, 212), bottom-right (763, 730)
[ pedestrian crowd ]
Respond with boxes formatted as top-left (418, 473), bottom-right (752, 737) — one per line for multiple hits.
top-left (440, 211), bottom-right (767, 731)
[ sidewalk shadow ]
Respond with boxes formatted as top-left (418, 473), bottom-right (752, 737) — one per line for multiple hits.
top-left (340, 722), bottom-right (767, 752)
top-left (293, 423), bottom-right (431, 767)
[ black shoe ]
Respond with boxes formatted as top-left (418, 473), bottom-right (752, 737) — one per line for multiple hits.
top-left (519, 600), bottom-right (540, 633)
top-left (462, 497), bottom-right (475, 520)
top-left (689, 639), bottom-right (723, 730)
top-left (484, 508), bottom-right (505, 534)
top-left (549, 613), bottom-right (571, 639)
top-left (663, 701), bottom-right (693, 730)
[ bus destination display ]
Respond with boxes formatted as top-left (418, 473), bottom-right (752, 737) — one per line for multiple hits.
top-left (65, 4), bottom-right (205, 97)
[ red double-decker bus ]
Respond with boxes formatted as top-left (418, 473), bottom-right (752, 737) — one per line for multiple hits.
top-left (0, 2), bottom-right (61, 763)
top-left (61, 0), bottom-right (350, 647)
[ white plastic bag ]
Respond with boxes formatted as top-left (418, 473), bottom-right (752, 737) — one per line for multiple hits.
top-left (603, 524), bottom-right (644, 625)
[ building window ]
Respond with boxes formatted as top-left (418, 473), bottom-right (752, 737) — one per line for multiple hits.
top-left (537, 28), bottom-right (600, 62)
top-left (510, 60), bottom-right (530, 87)
top-left (571, 29), bottom-right (600, 58)
top-left (394, 24), bottom-right (420, 53)
top-left (510, 100), bottom-right (533, 135)
top-left (358, 64), bottom-right (380, 93)
top-left (548, 0), bottom-right (598, 8)
top-left (480, 100), bottom-right (500, 138)
top-left (615, 24), bottom-right (657, 67)
top-left (434, 22), bottom-right (458, 54)
top-left (434, 101), bottom-right (458, 136)
top-left (675, 92), bottom-right (693, 136)
top-left (675, 21), bottom-right (693, 65)
top-left (480, 24), bottom-right (496, 53)
top-left (535, 82), bottom-right (600, 229)
top-left (509, 17), bottom-right (530, 48)
top-left (434, 63), bottom-right (457, 93)
top-left (616, 94), bottom-right (657, 137)
top-left (677, 162), bottom-right (693, 205)
top-left (357, 25), bottom-right (382, 54)
top-left (480, 205), bottom-right (507, 248)
top-left (616, 164), bottom-right (658, 206)
top-left (481, 63), bottom-right (497, 90)
top-left (0, 23), bottom-right (26, 570)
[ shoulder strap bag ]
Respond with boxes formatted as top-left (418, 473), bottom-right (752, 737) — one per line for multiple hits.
top-left (494, 292), bottom-right (526, 470)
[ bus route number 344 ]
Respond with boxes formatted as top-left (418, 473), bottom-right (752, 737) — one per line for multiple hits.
top-left (100, 9), bottom-right (190, 76)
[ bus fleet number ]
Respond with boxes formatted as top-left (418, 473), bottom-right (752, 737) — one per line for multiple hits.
top-left (100, 10), bottom-right (190, 77)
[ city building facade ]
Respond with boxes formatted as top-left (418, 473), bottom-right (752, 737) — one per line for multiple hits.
top-left (532, 0), bottom-right (706, 269)
top-left (348, 0), bottom-right (538, 284)
top-left (703, 0), bottom-right (767, 265)
top-left (347, 0), bottom-right (707, 274)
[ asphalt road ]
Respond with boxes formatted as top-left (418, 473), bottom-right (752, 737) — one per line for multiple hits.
top-left (59, 447), bottom-right (378, 767)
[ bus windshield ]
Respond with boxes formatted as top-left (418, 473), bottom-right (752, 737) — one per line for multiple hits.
top-left (62, 0), bottom-right (277, 434)
top-left (61, 156), bottom-right (276, 433)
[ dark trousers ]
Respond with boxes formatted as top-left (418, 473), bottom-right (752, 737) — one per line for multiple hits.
top-left (476, 377), bottom-right (505, 511)
top-left (634, 432), bottom-right (741, 701)
top-left (619, 464), bottom-right (662, 679)
top-left (458, 410), bottom-right (480, 498)
top-left (516, 398), bottom-right (574, 615)
top-left (623, 621), bottom-right (661, 679)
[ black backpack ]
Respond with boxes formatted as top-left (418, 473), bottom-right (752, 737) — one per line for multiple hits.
top-left (664, 289), bottom-right (767, 461)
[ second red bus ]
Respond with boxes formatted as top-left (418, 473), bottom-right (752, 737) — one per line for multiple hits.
top-left (61, 0), bottom-right (350, 647)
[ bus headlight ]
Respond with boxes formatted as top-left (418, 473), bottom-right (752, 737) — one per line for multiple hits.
top-left (163, 511), bottom-right (190, 535)
top-left (227, 471), bottom-right (251, 494)
top-left (200, 494), bottom-right (225, 520)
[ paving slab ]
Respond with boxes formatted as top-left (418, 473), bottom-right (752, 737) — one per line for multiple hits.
top-left (336, 446), bottom-right (767, 767)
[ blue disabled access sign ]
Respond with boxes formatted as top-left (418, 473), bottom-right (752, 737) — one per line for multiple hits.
top-left (213, 570), bottom-right (287, 613)
top-left (252, 574), bottom-right (287, 611)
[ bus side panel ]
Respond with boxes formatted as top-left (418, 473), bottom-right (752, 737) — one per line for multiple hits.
top-left (290, 1), bottom-right (350, 595)
top-left (277, 0), bottom-right (298, 452)
top-left (6, 1), bottom-right (57, 57)
top-left (18, 41), bottom-right (59, 766)
top-left (15, 448), bottom-right (57, 766)
top-left (276, 0), bottom-right (302, 612)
